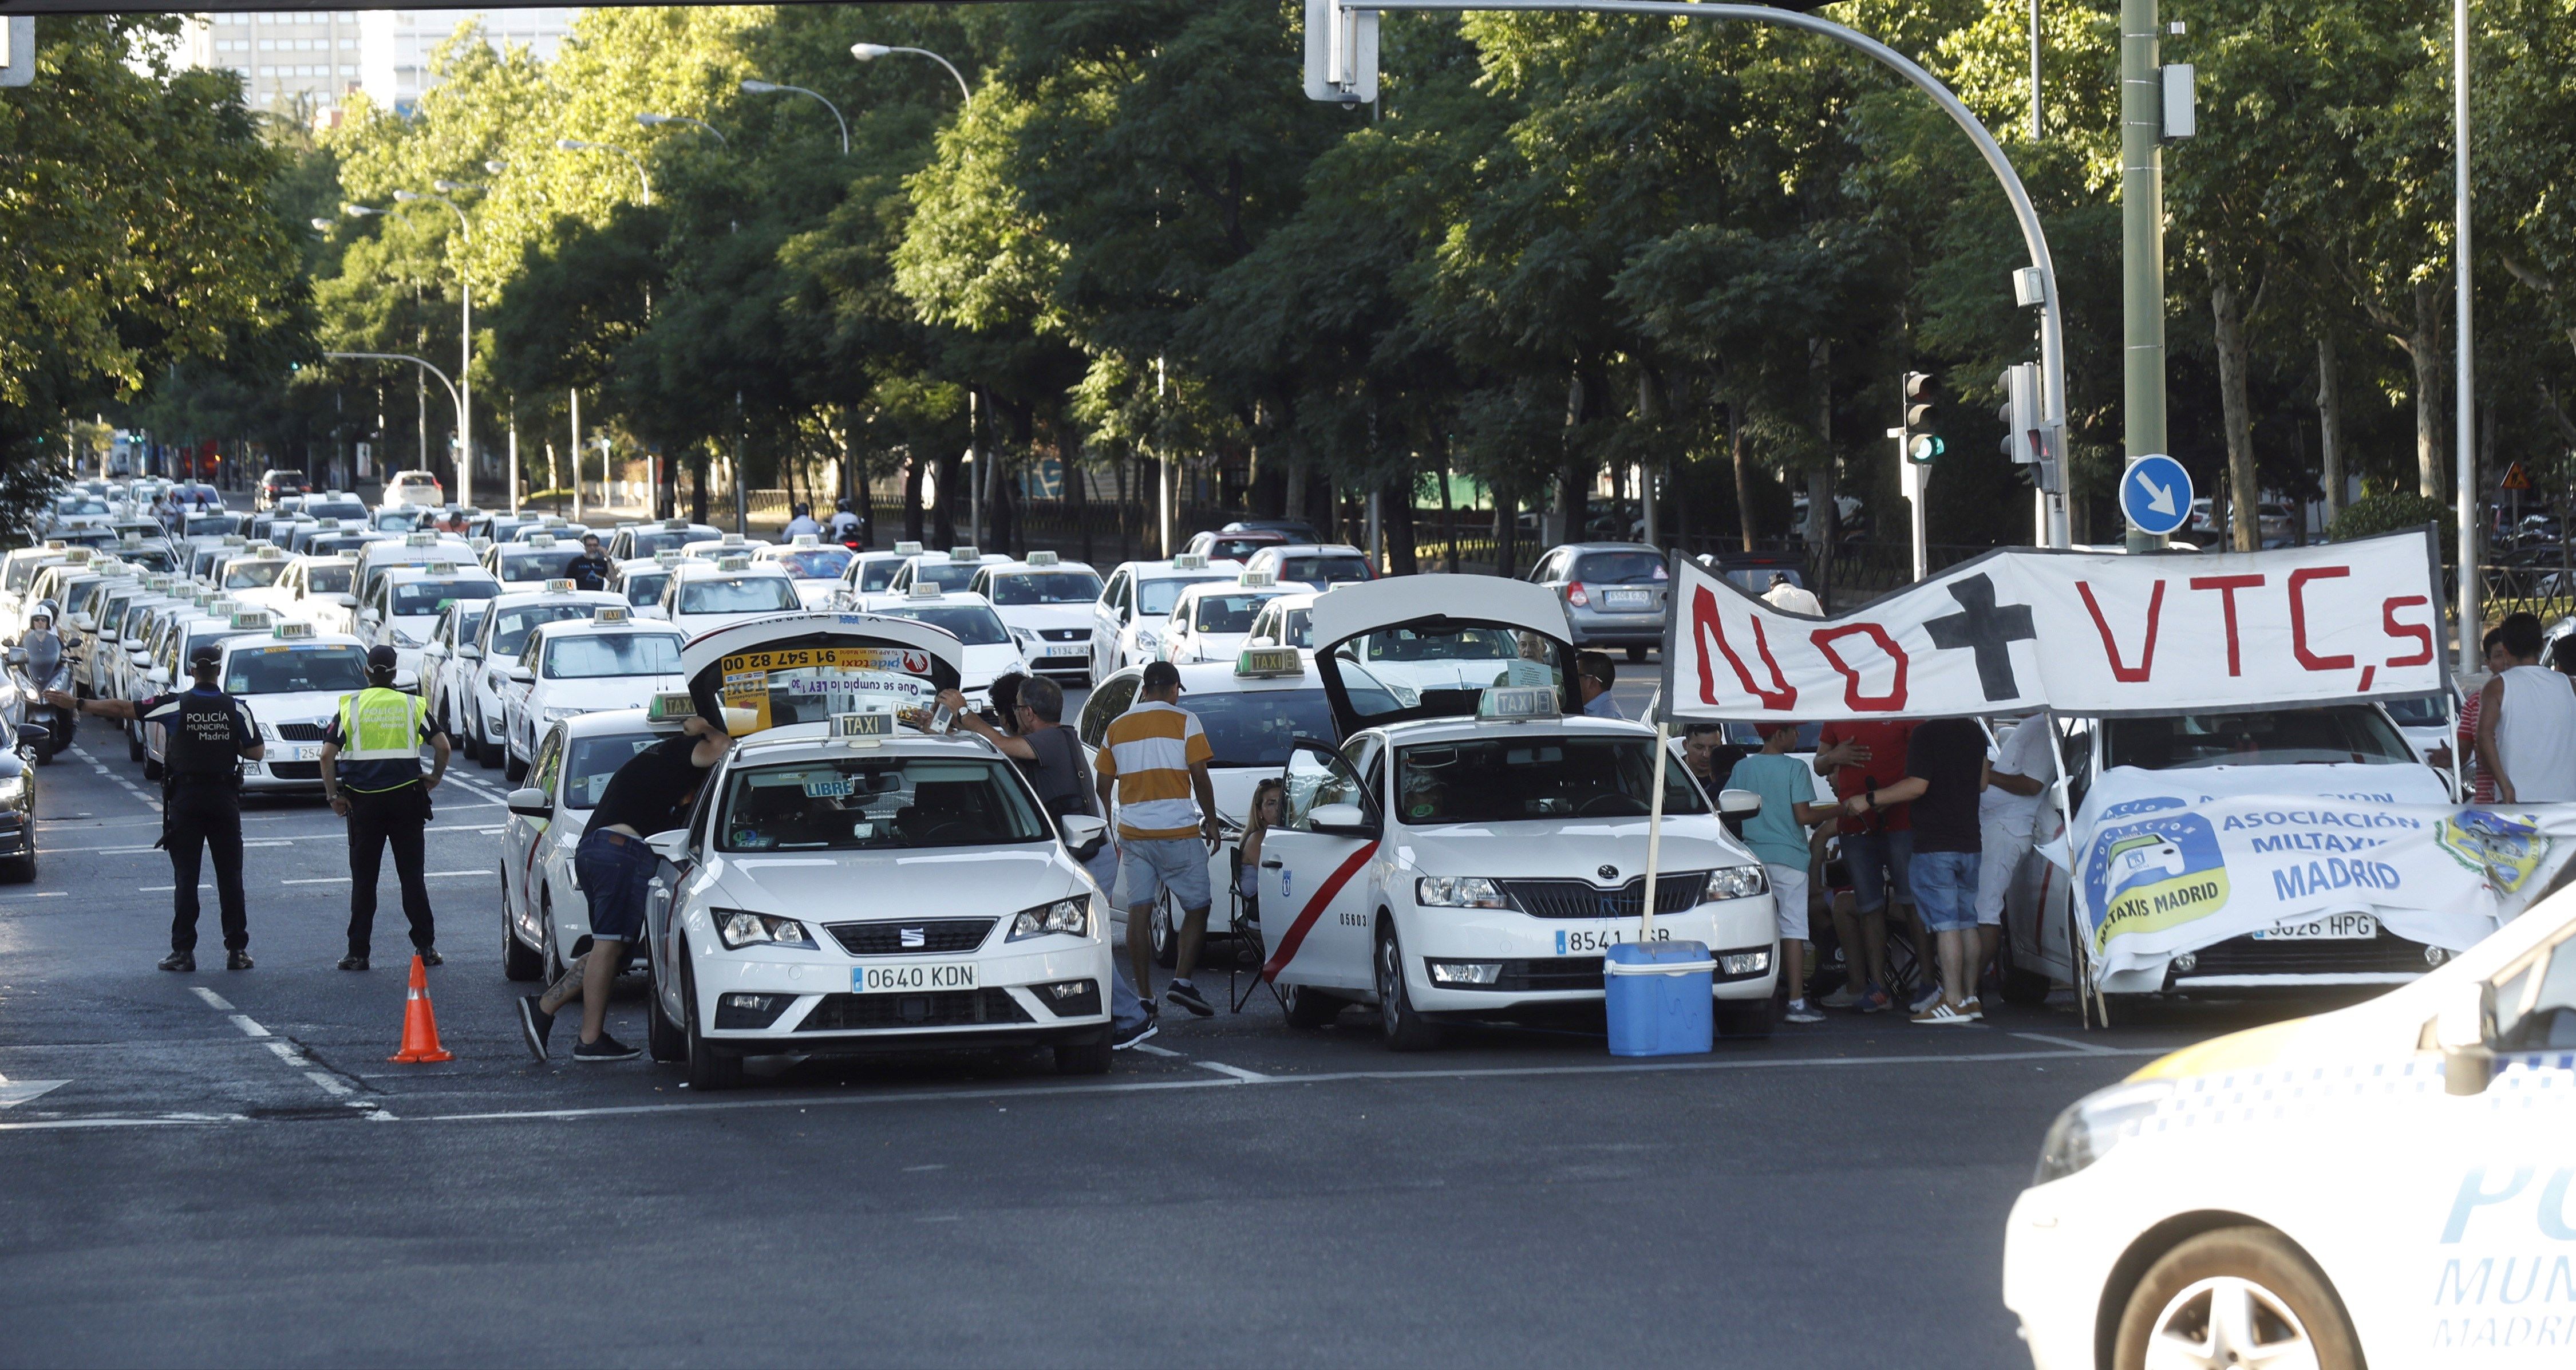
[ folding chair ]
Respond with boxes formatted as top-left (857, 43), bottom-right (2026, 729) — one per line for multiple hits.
top-left (1226, 846), bottom-right (1283, 1013)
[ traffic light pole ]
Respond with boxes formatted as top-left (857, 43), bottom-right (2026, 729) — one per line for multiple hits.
top-left (1344, 0), bottom-right (2073, 548)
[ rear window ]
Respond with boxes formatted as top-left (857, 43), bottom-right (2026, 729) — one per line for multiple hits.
top-left (770, 548), bottom-right (852, 579)
top-left (626, 528), bottom-right (718, 558)
top-left (1279, 555), bottom-right (1374, 585)
top-left (986, 571), bottom-right (1103, 606)
top-left (305, 563), bottom-right (354, 595)
top-left (488, 602), bottom-right (603, 657)
top-left (875, 603), bottom-right (1010, 646)
top-left (1572, 551), bottom-right (1666, 584)
top-left (543, 633), bottom-right (683, 679)
top-left (223, 560), bottom-right (287, 589)
top-left (497, 547), bottom-right (583, 582)
top-left (391, 580), bottom-right (498, 617)
top-left (677, 575), bottom-right (800, 615)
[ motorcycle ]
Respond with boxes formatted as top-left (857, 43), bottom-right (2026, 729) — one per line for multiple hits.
top-left (5, 649), bottom-right (72, 765)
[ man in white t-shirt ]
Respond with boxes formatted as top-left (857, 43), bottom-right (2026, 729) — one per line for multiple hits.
top-left (1975, 713), bottom-right (2054, 979)
top-left (1761, 571), bottom-right (1824, 617)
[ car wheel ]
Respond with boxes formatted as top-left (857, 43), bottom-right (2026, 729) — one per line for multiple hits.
top-left (2113, 1227), bottom-right (2360, 1370)
top-left (3, 843), bottom-right (37, 885)
top-left (500, 863), bottom-right (542, 982)
top-left (126, 722), bottom-right (143, 763)
top-left (1373, 922), bottom-right (1441, 1051)
top-left (1625, 645), bottom-right (1649, 662)
top-left (1997, 927), bottom-right (2051, 1006)
top-left (1281, 982), bottom-right (1342, 1029)
top-left (680, 943), bottom-right (744, 1091)
top-left (1715, 1001), bottom-right (1773, 1040)
top-left (540, 895), bottom-right (564, 983)
top-left (1149, 893), bottom-right (1177, 970)
top-left (141, 755), bottom-right (158, 780)
top-left (645, 937), bottom-right (687, 1064)
top-left (503, 748), bottom-right (528, 784)
top-left (1053, 1032), bottom-right (1112, 1075)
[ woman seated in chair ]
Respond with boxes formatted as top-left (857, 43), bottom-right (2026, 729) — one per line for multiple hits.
top-left (1234, 779), bottom-right (1285, 925)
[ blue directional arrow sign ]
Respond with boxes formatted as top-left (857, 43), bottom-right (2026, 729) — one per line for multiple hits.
top-left (2121, 455), bottom-right (2193, 536)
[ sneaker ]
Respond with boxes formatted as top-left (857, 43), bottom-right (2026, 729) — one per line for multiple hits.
top-left (1164, 979), bottom-right (1214, 1018)
top-left (225, 950), bottom-right (254, 971)
top-left (416, 946), bottom-right (444, 967)
top-left (516, 996), bottom-right (556, 1061)
top-left (1783, 999), bottom-right (1826, 1024)
top-left (1908, 982), bottom-right (1945, 1014)
top-left (1111, 1009), bottom-right (1159, 1051)
top-left (1818, 984), bottom-right (1862, 1009)
top-left (1957, 995), bottom-right (1984, 1021)
top-left (337, 954), bottom-right (368, 972)
top-left (157, 949), bottom-right (195, 973)
top-left (1856, 986), bottom-right (1894, 1014)
top-left (571, 1033), bottom-right (641, 1062)
top-left (1911, 999), bottom-right (1974, 1026)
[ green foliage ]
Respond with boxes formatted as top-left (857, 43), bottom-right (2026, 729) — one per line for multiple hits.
top-left (2328, 491), bottom-right (2452, 546)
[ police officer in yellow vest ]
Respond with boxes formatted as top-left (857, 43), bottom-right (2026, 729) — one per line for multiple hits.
top-left (319, 645), bottom-right (451, 971)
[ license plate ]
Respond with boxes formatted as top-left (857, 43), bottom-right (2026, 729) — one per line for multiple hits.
top-left (284, 744), bottom-right (314, 761)
top-left (1046, 644), bottom-right (1085, 657)
top-left (852, 961), bottom-right (979, 993)
top-left (1604, 589), bottom-right (1653, 610)
top-left (1555, 927), bottom-right (1674, 954)
top-left (2253, 913), bottom-right (2380, 941)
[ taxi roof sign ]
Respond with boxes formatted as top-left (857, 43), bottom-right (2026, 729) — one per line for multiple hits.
top-left (317, 518), bottom-right (341, 529)
top-left (1476, 685), bottom-right (1560, 722)
top-left (894, 540), bottom-right (924, 555)
top-left (467, 536), bottom-right (491, 551)
top-left (1027, 550), bottom-right (1059, 567)
top-left (1236, 645), bottom-right (1302, 678)
top-left (720, 532), bottom-right (746, 546)
top-left (220, 535), bottom-right (245, 546)
top-left (272, 621), bottom-right (315, 640)
top-left (62, 547), bottom-right (92, 564)
top-left (906, 581), bottom-right (943, 600)
top-left (662, 518), bottom-right (689, 530)
top-left (715, 555), bottom-right (750, 571)
top-left (404, 531), bottom-right (438, 547)
top-left (526, 533), bottom-right (557, 548)
top-left (593, 605), bottom-right (631, 623)
top-left (645, 691), bottom-right (697, 728)
top-left (542, 578), bottom-right (577, 594)
top-left (227, 609), bottom-right (274, 631)
top-left (1239, 569), bottom-right (1276, 588)
top-left (831, 707), bottom-right (897, 745)
top-left (654, 550), bottom-right (685, 567)
top-left (1171, 553), bottom-right (1208, 570)
top-left (947, 546), bottom-right (980, 563)
top-left (792, 533), bottom-right (818, 547)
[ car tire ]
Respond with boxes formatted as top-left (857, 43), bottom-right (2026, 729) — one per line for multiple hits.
top-left (1625, 645), bottom-right (1649, 662)
top-left (126, 722), bottom-right (143, 763)
top-left (680, 945), bottom-right (744, 1091)
top-left (503, 749), bottom-right (528, 784)
top-left (500, 863), bottom-right (542, 982)
top-left (646, 939), bottom-right (687, 1064)
top-left (141, 755), bottom-right (158, 780)
top-left (1149, 894), bottom-right (1178, 970)
top-left (3, 844), bottom-right (37, 885)
top-left (1373, 922), bottom-right (1441, 1052)
top-left (1053, 1032), bottom-right (1113, 1076)
top-left (540, 896), bottom-right (564, 984)
top-left (2113, 1227), bottom-right (2360, 1370)
top-left (1997, 928), bottom-right (2051, 1006)
top-left (1281, 982), bottom-right (1342, 1029)
top-left (1715, 1001), bottom-right (1773, 1040)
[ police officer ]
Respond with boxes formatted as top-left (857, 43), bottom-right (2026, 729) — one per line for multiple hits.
top-left (783, 502), bottom-right (821, 539)
top-left (49, 644), bottom-right (261, 971)
top-left (318, 644), bottom-right (451, 971)
top-left (564, 532), bottom-right (614, 591)
top-left (827, 497), bottom-right (865, 548)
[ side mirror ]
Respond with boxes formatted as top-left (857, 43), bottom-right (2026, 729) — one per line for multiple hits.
top-left (645, 828), bottom-right (692, 863)
top-left (507, 666), bottom-right (534, 684)
top-left (1059, 813), bottom-right (1107, 849)
top-left (1310, 802), bottom-right (1373, 836)
top-left (147, 667), bottom-right (171, 686)
top-left (359, 609), bottom-right (380, 627)
top-left (16, 722), bottom-right (48, 747)
top-left (3, 649), bottom-right (22, 667)
top-left (394, 669), bottom-right (419, 691)
top-left (1718, 787), bottom-right (1763, 838)
top-left (123, 637), bottom-right (144, 651)
top-left (2433, 982), bottom-right (2497, 1097)
top-left (504, 785), bottom-right (552, 819)
top-left (458, 645), bottom-right (481, 661)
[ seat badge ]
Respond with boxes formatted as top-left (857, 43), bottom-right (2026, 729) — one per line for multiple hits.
top-left (900, 927), bottom-right (926, 949)
top-left (1597, 864), bottom-right (1618, 882)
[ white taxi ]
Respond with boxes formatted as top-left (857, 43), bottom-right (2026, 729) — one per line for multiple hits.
top-left (629, 613), bottom-right (1117, 1089)
top-left (606, 518), bottom-right (722, 562)
top-left (864, 586), bottom-right (1028, 711)
top-left (1243, 589), bottom-right (1319, 660)
top-left (1089, 554), bottom-right (1244, 681)
top-left (607, 551), bottom-right (681, 621)
top-left (831, 541), bottom-right (922, 609)
top-left (215, 621), bottom-right (373, 793)
top-left (966, 551), bottom-right (1103, 685)
top-left (1158, 573), bottom-right (1314, 665)
top-left (499, 705), bottom-right (667, 980)
top-left (437, 583), bottom-right (626, 767)
top-left (877, 545), bottom-right (1010, 605)
top-left (1255, 575), bottom-right (1778, 1047)
top-left (139, 609), bottom-right (274, 779)
top-left (661, 555), bottom-right (803, 639)
top-left (360, 564), bottom-right (503, 680)
top-left (751, 535), bottom-right (855, 610)
top-left (484, 533), bottom-right (588, 591)
top-left (2002, 878), bottom-right (2576, 1369)
top-left (500, 607), bottom-right (687, 779)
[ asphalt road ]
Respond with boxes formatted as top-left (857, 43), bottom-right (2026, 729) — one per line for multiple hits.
top-left (0, 669), bottom-right (2283, 1368)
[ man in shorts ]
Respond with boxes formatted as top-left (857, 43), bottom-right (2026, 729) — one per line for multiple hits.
top-left (1725, 722), bottom-right (1834, 1022)
top-left (516, 712), bottom-right (731, 1061)
top-left (1975, 713), bottom-right (2055, 985)
top-left (1814, 718), bottom-right (1917, 1012)
top-left (1843, 716), bottom-right (1987, 1024)
top-left (1093, 662), bottom-right (1222, 1018)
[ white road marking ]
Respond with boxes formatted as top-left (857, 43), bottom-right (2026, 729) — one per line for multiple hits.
top-left (1127, 1043), bottom-right (1182, 1058)
top-left (281, 877), bottom-right (349, 885)
top-left (226, 1015), bottom-right (269, 1039)
top-left (139, 884), bottom-right (210, 893)
top-left (1192, 1060), bottom-right (1272, 1083)
top-left (2007, 1032), bottom-right (2120, 1055)
top-left (189, 988), bottom-right (234, 1011)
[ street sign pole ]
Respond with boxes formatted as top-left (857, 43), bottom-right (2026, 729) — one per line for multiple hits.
top-left (2120, 0), bottom-right (2167, 552)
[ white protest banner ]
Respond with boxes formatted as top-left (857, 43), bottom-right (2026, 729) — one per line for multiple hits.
top-left (2072, 764), bottom-right (2576, 983)
top-left (1660, 528), bottom-right (2449, 721)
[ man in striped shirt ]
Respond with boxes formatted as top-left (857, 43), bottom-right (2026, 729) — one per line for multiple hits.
top-left (1093, 662), bottom-right (1223, 1017)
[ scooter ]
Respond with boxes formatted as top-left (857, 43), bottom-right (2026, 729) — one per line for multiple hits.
top-left (5, 650), bottom-right (73, 765)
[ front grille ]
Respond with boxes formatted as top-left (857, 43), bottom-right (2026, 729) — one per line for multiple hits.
top-left (796, 988), bottom-right (1032, 1031)
top-left (264, 761), bottom-right (322, 780)
top-left (1499, 874), bottom-right (1708, 920)
top-left (2180, 932), bottom-right (2435, 979)
top-left (274, 722), bottom-right (327, 742)
top-left (825, 918), bottom-right (995, 956)
top-left (1038, 627), bottom-right (1088, 642)
top-left (1495, 957), bottom-right (1606, 993)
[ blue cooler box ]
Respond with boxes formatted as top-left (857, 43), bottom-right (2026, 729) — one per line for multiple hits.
top-left (1602, 940), bottom-right (1716, 1057)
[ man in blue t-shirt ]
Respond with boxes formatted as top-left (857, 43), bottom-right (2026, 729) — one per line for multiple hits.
top-left (1726, 722), bottom-right (1834, 1024)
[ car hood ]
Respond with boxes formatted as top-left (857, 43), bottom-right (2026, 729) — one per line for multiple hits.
top-left (1394, 815), bottom-right (1753, 881)
top-left (538, 673), bottom-right (683, 711)
top-left (709, 844), bottom-right (1086, 920)
top-left (238, 688), bottom-right (358, 725)
top-left (995, 603), bottom-right (1093, 633)
top-left (957, 642), bottom-right (1025, 691)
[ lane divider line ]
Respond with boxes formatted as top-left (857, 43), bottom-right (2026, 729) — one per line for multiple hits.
top-left (226, 1015), bottom-right (270, 1039)
top-left (1192, 1061), bottom-right (1273, 1083)
top-left (2006, 1031), bottom-right (2120, 1055)
top-left (189, 988), bottom-right (234, 1012)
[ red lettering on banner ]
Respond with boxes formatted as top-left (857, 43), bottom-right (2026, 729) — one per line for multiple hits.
top-left (2382, 595), bottom-right (2435, 666)
top-left (2288, 566), bottom-right (2354, 670)
top-left (2076, 579), bottom-right (2165, 683)
top-left (2187, 574), bottom-right (2265, 676)
top-left (1690, 586), bottom-right (1797, 710)
top-left (1809, 624), bottom-right (1909, 711)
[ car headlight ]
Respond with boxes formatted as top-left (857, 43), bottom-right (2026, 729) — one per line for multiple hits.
top-left (712, 907), bottom-right (817, 950)
top-left (1008, 894), bottom-right (1092, 942)
top-left (1133, 627), bottom-right (1160, 650)
top-left (1415, 875), bottom-right (1511, 909)
top-left (1703, 865), bottom-right (1770, 901)
top-left (541, 705), bottom-right (584, 721)
top-left (0, 773), bottom-right (26, 803)
top-left (392, 630), bottom-right (420, 648)
top-left (2033, 1080), bottom-right (2173, 1185)
top-left (1010, 627), bottom-right (1038, 651)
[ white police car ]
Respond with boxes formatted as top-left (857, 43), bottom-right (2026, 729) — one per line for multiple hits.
top-left (662, 555), bottom-right (803, 639)
top-left (1089, 554), bottom-right (1244, 681)
top-left (632, 613), bottom-right (1117, 1089)
top-left (499, 704), bottom-right (667, 980)
top-left (864, 586), bottom-right (1028, 712)
top-left (215, 621), bottom-right (373, 793)
top-left (1158, 573), bottom-right (1314, 665)
top-left (967, 551), bottom-right (1102, 684)
top-left (440, 582), bottom-right (628, 768)
top-left (1255, 575), bottom-right (1778, 1047)
top-left (2002, 877), bottom-right (2576, 1368)
top-left (500, 608), bottom-right (687, 779)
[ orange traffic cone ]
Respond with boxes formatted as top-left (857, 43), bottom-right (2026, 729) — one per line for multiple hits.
top-left (389, 954), bottom-right (455, 1063)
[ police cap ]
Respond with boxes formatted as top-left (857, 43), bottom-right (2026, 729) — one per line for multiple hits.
top-left (188, 643), bottom-right (223, 669)
top-left (365, 644), bottom-right (399, 678)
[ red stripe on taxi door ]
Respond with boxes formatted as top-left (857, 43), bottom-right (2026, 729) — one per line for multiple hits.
top-left (1260, 840), bottom-right (1379, 984)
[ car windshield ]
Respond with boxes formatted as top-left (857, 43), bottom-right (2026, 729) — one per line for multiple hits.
top-left (564, 733), bottom-right (662, 810)
top-left (391, 580), bottom-right (497, 618)
top-left (453, 607), bottom-right (488, 644)
top-left (1395, 737), bottom-right (1708, 823)
top-left (266, 472), bottom-right (306, 486)
top-left (678, 575), bottom-right (800, 614)
top-left (1352, 625), bottom-right (1520, 664)
top-left (769, 548), bottom-right (852, 579)
top-left (304, 563), bottom-right (354, 594)
top-left (1139, 575), bottom-right (1226, 616)
top-left (2381, 696), bottom-right (2447, 728)
top-left (123, 547), bottom-right (176, 571)
top-left (543, 632), bottom-right (682, 679)
top-left (911, 561), bottom-right (979, 592)
top-left (61, 498), bottom-right (109, 516)
top-left (185, 514), bottom-right (242, 536)
top-left (627, 528), bottom-right (717, 558)
top-left (497, 548), bottom-right (583, 582)
top-left (875, 603), bottom-right (1010, 646)
top-left (224, 645), bottom-right (369, 695)
top-left (618, 571), bottom-right (670, 607)
top-left (222, 560), bottom-right (287, 589)
top-left (305, 500), bottom-right (365, 521)
top-left (373, 510), bottom-right (420, 531)
top-left (1189, 687), bottom-right (1396, 768)
top-left (1279, 555), bottom-right (1372, 584)
top-left (853, 558), bottom-right (903, 593)
top-left (1188, 593), bottom-right (1276, 634)
top-left (987, 571), bottom-right (1102, 606)
top-left (2101, 707), bottom-right (2420, 770)
top-left (718, 757), bottom-right (1049, 852)
top-left (489, 602), bottom-right (603, 657)
top-left (1573, 551), bottom-right (1667, 584)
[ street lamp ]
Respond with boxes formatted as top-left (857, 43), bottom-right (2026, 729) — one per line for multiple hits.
top-left (740, 77), bottom-right (849, 155)
top-left (431, 178), bottom-right (487, 194)
top-left (483, 159), bottom-right (507, 176)
top-left (309, 217), bottom-right (333, 232)
top-left (635, 110), bottom-right (728, 145)
top-left (848, 42), bottom-right (973, 102)
top-left (392, 187), bottom-right (476, 510)
top-left (555, 137), bottom-right (653, 206)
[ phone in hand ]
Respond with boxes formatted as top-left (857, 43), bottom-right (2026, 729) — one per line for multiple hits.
top-left (931, 703), bottom-right (956, 733)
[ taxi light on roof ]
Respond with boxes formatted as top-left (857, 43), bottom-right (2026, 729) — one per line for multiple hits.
top-left (1171, 553), bottom-right (1207, 570)
top-left (948, 545), bottom-right (980, 563)
top-left (792, 533), bottom-right (817, 547)
top-left (716, 556), bottom-right (750, 571)
top-left (645, 692), bottom-right (696, 728)
top-left (228, 610), bottom-right (274, 631)
top-left (542, 578), bottom-right (576, 594)
top-left (1027, 550), bottom-right (1059, 567)
top-left (654, 550), bottom-right (684, 566)
top-left (221, 535), bottom-right (245, 546)
top-left (894, 540), bottom-right (924, 555)
top-left (467, 536), bottom-right (491, 551)
top-left (1236, 646), bottom-right (1302, 678)
top-left (44, 540), bottom-right (64, 550)
top-left (210, 597), bottom-right (239, 615)
top-left (831, 708), bottom-right (896, 744)
top-left (63, 548), bottom-right (93, 564)
top-left (272, 621), bottom-right (315, 640)
top-left (616, 520), bottom-right (638, 530)
top-left (527, 533), bottom-right (556, 548)
top-left (592, 605), bottom-right (630, 623)
top-left (721, 532), bottom-right (746, 546)
top-left (907, 581), bottom-right (943, 600)
top-left (405, 532), bottom-right (438, 547)
top-left (317, 518), bottom-right (341, 529)
top-left (1239, 570), bottom-right (1275, 588)
top-left (121, 534), bottom-right (143, 546)
top-left (662, 518), bottom-right (688, 530)
top-left (1477, 685), bottom-right (1560, 722)
top-left (247, 541), bottom-right (275, 554)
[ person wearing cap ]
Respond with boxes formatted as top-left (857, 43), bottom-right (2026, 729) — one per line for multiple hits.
top-left (564, 532), bottom-right (614, 592)
top-left (49, 643), bottom-right (263, 972)
top-left (1093, 660), bottom-right (1222, 1018)
top-left (1761, 571), bottom-right (1824, 616)
top-left (319, 644), bottom-right (451, 972)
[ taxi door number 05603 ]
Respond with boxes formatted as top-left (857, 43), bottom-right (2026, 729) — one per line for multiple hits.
top-left (854, 962), bottom-right (980, 993)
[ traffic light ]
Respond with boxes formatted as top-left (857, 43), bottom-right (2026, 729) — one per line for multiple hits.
top-left (1902, 371), bottom-right (1942, 465)
top-left (1995, 362), bottom-right (2064, 494)
top-left (1303, 0), bottom-right (1377, 104)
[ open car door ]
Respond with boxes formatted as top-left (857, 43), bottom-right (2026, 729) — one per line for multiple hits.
top-left (678, 610), bottom-right (965, 735)
top-left (1310, 574), bottom-right (1581, 736)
